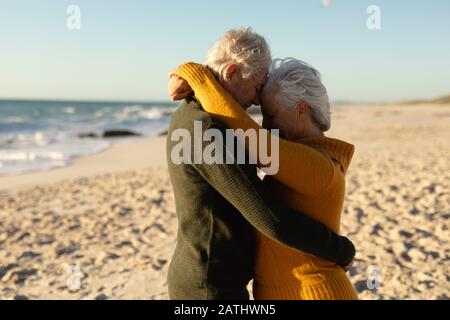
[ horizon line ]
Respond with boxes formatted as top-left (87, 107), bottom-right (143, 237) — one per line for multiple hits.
top-left (0, 94), bottom-right (449, 106)
top-left (0, 96), bottom-right (401, 105)
top-left (0, 97), bottom-right (177, 105)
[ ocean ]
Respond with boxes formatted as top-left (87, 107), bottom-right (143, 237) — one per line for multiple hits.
top-left (0, 100), bottom-right (177, 176)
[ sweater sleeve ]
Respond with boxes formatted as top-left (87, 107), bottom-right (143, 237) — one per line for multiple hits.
top-left (191, 119), bottom-right (355, 267)
top-left (175, 62), bottom-right (336, 196)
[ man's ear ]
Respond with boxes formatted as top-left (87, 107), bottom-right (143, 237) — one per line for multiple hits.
top-left (224, 64), bottom-right (239, 80)
top-left (297, 101), bottom-right (308, 115)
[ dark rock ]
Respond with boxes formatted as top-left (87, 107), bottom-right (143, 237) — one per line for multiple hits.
top-left (78, 132), bottom-right (98, 138)
top-left (14, 294), bottom-right (28, 300)
top-left (102, 130), bottom-right (141, 138)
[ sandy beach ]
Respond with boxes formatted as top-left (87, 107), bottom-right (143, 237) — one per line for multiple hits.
top-left (0, 103), bottom-right (449, 300)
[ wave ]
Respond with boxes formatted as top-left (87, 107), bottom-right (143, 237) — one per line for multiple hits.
top-left (0, 100), bottom-right (177, 176)
top-left (5, 116), bottom-right (27, 124)
top-left (0, 150), bottom-right (65, 161)
top-left (113, 105), bottom-right (173, 121)
top-left (63, 106), bottom-right (76, 114)
top-left (1, 132), bottom-right (53, 147)
top-left (0, 140), bottom-right (111, 176)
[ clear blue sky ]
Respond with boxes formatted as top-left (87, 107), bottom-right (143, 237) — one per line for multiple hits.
top-left (1, 0), bottom-right (449, 102)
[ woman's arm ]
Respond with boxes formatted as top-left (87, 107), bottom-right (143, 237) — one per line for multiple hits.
top-left (174, 62), bottom-right (336, 195)
top-left (190, 117), bottom-right (355, 267)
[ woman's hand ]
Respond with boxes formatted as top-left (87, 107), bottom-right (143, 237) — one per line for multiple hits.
top-left (168, 70), bottom-right (193, 101)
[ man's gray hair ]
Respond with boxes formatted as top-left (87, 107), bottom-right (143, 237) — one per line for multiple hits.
top-left (204, 27), bottom-right (271, 80)
top-left (264, 58), bottom-right (331, 131)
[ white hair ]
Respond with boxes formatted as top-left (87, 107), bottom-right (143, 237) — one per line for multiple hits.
top-left (264, 58), bottom-right (331, 131)
top-left (204, 27), bottom-right (271, 80)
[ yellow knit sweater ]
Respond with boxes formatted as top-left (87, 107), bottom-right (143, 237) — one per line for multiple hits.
top-left (175, 63), bottom-right (358, 300)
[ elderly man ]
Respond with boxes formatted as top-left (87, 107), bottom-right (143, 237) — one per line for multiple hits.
top-left (166, 27), bottom-right (355, 300)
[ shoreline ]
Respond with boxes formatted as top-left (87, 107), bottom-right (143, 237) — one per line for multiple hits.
top-left (2, 102), bottom-right (449, 193)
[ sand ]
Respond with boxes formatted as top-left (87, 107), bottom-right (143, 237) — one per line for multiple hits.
top-left (0, 104), bottom-right (449, 300)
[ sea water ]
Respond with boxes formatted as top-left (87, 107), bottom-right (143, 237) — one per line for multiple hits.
top-left (0, 100), bottom-right (177, 176)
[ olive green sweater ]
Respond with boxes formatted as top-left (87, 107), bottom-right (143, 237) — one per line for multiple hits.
top-left (166, 99), bottom-right (355, 300)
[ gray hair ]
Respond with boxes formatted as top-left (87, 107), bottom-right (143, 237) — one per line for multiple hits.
top-left (264, 58), bottom-right (331, 131)
top-left (204, 27), bottom-right (271, 80)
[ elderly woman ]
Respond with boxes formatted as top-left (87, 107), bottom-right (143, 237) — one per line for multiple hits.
top-left (169, 58), bottom-right (358, 300)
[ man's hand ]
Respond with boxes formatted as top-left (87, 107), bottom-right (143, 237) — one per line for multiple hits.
top-left (343, 259), bottom-right (354, 272)
top-left (336, 235), bottom-right (355, 272)
top-left (168, 71), bottom-right (193, 101)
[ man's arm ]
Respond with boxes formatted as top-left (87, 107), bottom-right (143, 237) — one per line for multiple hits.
top-left (191, 119), bottom-right (355, 267)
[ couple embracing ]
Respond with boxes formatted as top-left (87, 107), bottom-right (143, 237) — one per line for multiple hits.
top-left (166, 27), bottom-right (358, 300)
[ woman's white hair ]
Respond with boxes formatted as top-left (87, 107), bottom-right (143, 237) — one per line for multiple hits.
top-left (264, 58), bottom-right (331, 131)
top-left (204, 27), bottom-right (271, 80)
